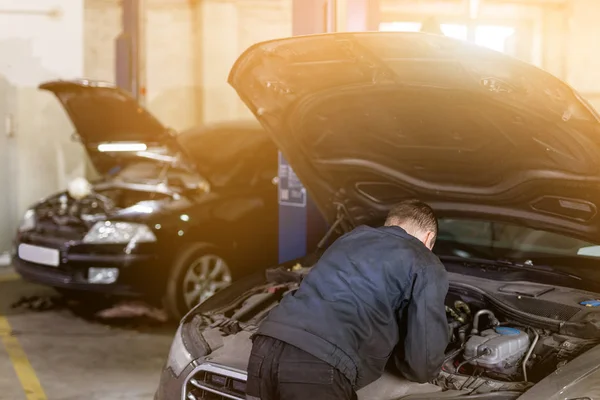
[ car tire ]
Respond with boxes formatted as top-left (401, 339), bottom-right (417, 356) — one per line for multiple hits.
top-left (164, 243), bottom-right (233, 321)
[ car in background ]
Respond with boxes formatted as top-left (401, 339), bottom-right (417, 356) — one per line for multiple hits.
top-left (156, 32), bottom-right (600, 399)
top-left (13, 80), bottom-right (279, 319)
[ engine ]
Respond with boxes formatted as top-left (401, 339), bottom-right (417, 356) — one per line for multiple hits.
top-left (464, 326), bottom-right (530, 376)
top-left (440, 301), bottom-right (532, 393)
top-left (438, 296), bottom-right (598, 394)
top-left (435, 293), bottom-right (598, 394)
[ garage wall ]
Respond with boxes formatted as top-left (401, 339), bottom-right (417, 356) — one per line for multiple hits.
top-left (198, 0), bottom-right (292, 124)
top-left (84, 0), bottom-right (121, 83)
top-left (564, 0), bottom-right (600, 111)
top-left (84, 0), bottom-right (292, 128)
top-left (84, 0), bottom-right (201, 131)
top-left (379, 0), bottom-right (600, 111)
top-left (146, 1), bottom-right (202, 131)
top-left (0, 0), bottom-right (85, 251)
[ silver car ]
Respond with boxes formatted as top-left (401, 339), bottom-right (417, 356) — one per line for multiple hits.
top-left (156, 31), bottom-right (600, 400)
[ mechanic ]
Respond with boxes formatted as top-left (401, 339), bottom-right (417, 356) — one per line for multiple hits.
top-left (246, 199), bottom-right (449, 400)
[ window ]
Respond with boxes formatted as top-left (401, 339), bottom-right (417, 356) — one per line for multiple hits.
top-left (475, 25), bottom-right (515, 53)
top-left (441, 24), bottom-right (468, 40)
top-left (379, 22), bottom-right (421, 32)
top-left (177, 127), bottom-right (276, 188)
top-left (379, 21), bottom-right (516, 55)
top-left (436, 218), bottom-right (600, 260)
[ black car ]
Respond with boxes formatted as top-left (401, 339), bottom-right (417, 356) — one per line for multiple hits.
top-left (156, 32), bottom-right (600, 400)
top-left (13, 80), bottom-right (279, 319)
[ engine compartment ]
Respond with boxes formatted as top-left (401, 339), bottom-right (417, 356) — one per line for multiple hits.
top-left (434, 288), bottom-right (598, 394)
top-left (34, 186), bottom-right (172, 228)
top-left (194, 265), bottom-right (600, 397)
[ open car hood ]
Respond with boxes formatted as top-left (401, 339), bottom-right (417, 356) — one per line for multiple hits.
top-left (229, 32), bottom-right (600, 242)
top-left (41, 79), bottom-right (184, 175)
top-left (40, 79), bottom-right (168, 144)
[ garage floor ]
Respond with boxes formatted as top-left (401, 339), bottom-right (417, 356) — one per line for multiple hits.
top-left (0, 268), bottom-right (174, 400)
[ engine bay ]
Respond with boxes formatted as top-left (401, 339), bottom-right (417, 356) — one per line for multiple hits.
top-left (194, 264), bottom-right (600, 397)
top-left (33, 188), bottom-right (168, 229)
top-left (436, 290), bottom-right (598, 394)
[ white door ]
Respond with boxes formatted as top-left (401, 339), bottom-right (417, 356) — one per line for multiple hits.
top-left (0, 74), bottom-right (17, 252)
top-left (0, 0), bottom-right (84, 252)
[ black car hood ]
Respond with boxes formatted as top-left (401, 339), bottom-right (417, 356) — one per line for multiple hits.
top-left (40, 79), bottom-right (168, 143)
top-left (41, 79), bottom-right (190, 175)
top-left (229, 32), bottom-right (600, 241)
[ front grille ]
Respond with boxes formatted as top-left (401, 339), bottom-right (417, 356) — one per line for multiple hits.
top-left (35, 219), bottom-right (87, 241)
top-left (185, 364), bottom-right (247, 400)
top-left (499, 294), bottom-right (581, 321)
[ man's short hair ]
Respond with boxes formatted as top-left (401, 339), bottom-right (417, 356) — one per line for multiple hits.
top-left (385, 199), bottom-right (438, 245)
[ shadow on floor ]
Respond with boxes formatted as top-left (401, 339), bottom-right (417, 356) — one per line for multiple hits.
top-left (2, 279), bottom-right (176, 334)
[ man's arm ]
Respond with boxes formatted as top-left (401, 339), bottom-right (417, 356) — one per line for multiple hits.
top-left (395, 262), bottom-right (449, 383)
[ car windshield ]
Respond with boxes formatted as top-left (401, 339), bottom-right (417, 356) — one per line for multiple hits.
top-left (434, 217), bottom-right (600, 262)
top-left (176, 124), bottom-right (276, 188)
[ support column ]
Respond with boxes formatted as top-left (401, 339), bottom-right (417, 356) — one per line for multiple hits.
top-left (279, 0), bottom-right (380, 262)
top-left (116, 0), bottom-right (145, 102)
top-left (278, 0), bottom-right (332, 263)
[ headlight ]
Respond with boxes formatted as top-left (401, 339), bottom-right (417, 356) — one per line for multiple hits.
top-left (18, 209), bottom-right (36, 233)
top-left (166, 325), bottom-right (194, 377)
top-left (83, 221), bottom-right (156, 244)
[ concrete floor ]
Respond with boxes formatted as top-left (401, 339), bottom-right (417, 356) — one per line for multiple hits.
top-left (0, 268), bottom-right (175, 400)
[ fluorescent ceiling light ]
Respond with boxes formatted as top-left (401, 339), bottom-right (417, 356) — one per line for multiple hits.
top-left (97, 143), bottom-right (148, 152)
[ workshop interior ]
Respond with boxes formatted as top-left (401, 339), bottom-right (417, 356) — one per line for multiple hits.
top-left (2, 0), bottom-right (600, 399)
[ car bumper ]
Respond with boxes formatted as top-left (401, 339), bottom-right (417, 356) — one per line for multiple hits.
top-left (13, 235), bottom-right (160, 297)
top-left (155, 364), bottom-right (193, 400)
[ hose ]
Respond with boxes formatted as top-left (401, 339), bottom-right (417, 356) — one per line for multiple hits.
top-left (448, 321), bottom-right (463, 340)
top-left (444, 344), bottom-right (465, 364)
top-left (454, 300), bottom-right (471, 317)
top-left (455, 350), bottom-right (490, 373)
top-left (470, 309), bottom-right (499, 335)
top-left (522, 330), bottom-right (539, 382)
top-left (446, 306), bottom-right (465, 323)
top-left (459, 324), bottom-right (470, 344)
top-left (447, 348), bottom-right (491, 379)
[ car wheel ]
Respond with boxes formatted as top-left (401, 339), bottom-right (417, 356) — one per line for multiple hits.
top-left (164, 243), bottom-right (233, 320)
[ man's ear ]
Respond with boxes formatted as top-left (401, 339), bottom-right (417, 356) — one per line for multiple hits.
top-left (424, 231), bottom-right (435, 250)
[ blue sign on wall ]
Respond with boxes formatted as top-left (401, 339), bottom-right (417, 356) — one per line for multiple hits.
top-left (278, 153), bottom-right (307, 208)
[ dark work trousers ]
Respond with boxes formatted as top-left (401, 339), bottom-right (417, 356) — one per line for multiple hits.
top-left (246, 335), bottom-right (357, 400)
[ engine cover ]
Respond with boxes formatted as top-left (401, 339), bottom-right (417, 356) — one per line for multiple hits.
top-left (464, 327), bottom-right (530, 375)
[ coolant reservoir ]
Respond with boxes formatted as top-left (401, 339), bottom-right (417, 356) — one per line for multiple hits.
top-left (464, 327), bottom-right (530, 375)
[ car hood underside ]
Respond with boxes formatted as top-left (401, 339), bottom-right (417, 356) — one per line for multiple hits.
top-left (228, 32), bottom-right (600, 243)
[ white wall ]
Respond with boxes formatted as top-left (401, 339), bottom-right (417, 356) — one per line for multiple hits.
top-left (379, 0), bottom-right (600, 111)
top-left (85, 0), bottom-right (204, 131)
top-left (198, 0), bottom-right (292, 124)
top-left (84, 0), bottom-right (292, 127)
top-left (564, 0), bottom-right (600, 111)
top-left (0, 0), bottom-right (84, 250)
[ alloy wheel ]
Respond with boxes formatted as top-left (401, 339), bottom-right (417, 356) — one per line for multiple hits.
top-left (182, 254), bottom-right (232, 309)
